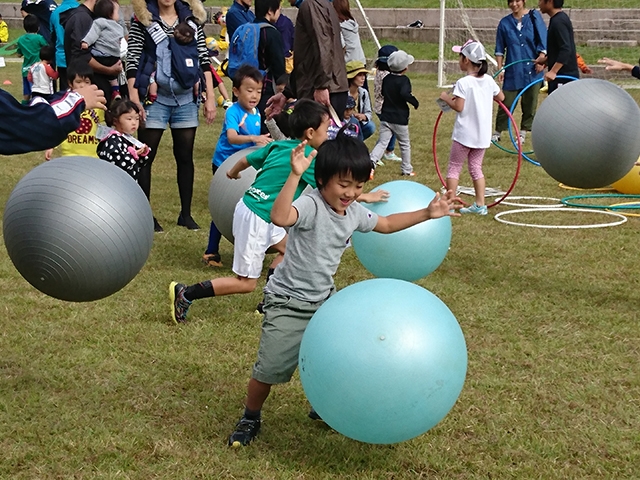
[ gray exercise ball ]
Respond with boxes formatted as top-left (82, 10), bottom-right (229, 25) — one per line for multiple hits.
top-left (531, 79), bottom-right (640, 189)
top-left (3, 157), bottom-right (154, 302)
top-left (208, 146), bottom-right (259, 243)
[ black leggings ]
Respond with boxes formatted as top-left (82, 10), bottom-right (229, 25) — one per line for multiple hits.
top-left (137, 127), bottom-right (197, 217)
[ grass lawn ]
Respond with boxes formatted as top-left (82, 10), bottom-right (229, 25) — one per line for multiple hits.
top-left (1, 61), bottom-right (640, 479)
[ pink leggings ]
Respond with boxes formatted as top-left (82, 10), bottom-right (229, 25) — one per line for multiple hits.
top-left (446, 141), bottom-right (486, 181)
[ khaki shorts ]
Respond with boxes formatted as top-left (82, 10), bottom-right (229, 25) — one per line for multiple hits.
top-left (252, 291), bottom-right (331, 384)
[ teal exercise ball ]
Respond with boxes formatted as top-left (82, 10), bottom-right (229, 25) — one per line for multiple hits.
top-left (351, 181), bottom-right (451, 281)
top-left (3, 157), bottom-right (154, 302)
top-left (531, 79), bottom-right (640, 189)
top-left (299, 279), bottom-right (467, 444)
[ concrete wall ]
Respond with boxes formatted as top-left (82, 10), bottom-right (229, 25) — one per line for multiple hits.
top-left (1, 3), bottom-right (639, 44)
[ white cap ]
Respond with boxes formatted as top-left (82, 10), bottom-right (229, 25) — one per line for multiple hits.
top-left (387, 50), bottom-right (415, 73)
top-left (452, 39), bottom-right (487, 63)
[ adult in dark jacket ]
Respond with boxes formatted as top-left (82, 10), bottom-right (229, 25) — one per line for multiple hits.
top-left (267, 0), bottom-right (348, 119)
top-left (0, 83), bottom-right (105, 154)
top-left (21, 0), bottom-right (57, 44)
top-left (226, 0), bottom-right (254, 38)
top-left (536, 0), bottom-right (579, 93)
top-left (61, 0), bottom-right (122, 95)
top-left (254, 0), bottom-right (285, 133)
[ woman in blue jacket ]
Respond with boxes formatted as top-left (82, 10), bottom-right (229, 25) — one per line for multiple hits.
top-left (493, 0), bottom-right (547, 145)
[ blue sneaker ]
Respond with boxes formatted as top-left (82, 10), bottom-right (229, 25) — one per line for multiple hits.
top-left (459, 202), bottom-right (488, 215)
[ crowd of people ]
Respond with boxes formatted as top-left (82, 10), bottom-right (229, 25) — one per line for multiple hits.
top-left (3, 0), bottom-right (639, 450)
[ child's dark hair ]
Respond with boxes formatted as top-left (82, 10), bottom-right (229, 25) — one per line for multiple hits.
top-left (66, 63), bottom-right (94, 86)
top-left (255, 0), bottom-right (281, 19)
top-left (232, 64), bottom-right (263, 89)
top-left (461, 54), bottom-right (489, 76)
top-left (276, 73), bottom-right (289, 87)
top-left (553, 0), bottom-right (563, 7)
top-left (23, 14), bottom-right (39, 33)
top-left (271, 110), bottom-right (292, 138)
top-left (174, 21), bottom-right (195, 45)
top-left (288, 98), bottom-right (329, 139)
top-left (314, 133), bottom-right (371, 190)
top-left (105, 98), bottom-right (143, 128)
top-left (39, 45), bottom-right (54, 62)
top-left (94, 0), bottom-right (116, 19)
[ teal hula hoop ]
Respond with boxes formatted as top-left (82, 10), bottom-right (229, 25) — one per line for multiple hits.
top-left (561, 193), bottom-right (640, 209)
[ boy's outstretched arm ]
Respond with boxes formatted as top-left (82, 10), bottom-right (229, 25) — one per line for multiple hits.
top-left (373, 190), bottom-right (462, 234)
top-left (271, 141), bottom-right (317, 227)
top-left (226, 157), bottom-right (250, 179)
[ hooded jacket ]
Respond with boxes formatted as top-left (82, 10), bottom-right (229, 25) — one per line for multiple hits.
top-left (50, 0), bottom-right (79, 68)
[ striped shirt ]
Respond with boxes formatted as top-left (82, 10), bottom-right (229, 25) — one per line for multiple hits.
top-left (126, 17), bottom-right (211, 79)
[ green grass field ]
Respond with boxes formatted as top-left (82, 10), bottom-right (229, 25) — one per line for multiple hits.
top-left (1, 61), bottom-right (640, 479)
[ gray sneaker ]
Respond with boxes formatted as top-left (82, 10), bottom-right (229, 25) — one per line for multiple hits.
top-left (491, 131), bottom-right (501, 143)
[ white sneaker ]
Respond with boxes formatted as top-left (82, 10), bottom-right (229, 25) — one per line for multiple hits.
top-left (518, 131), bottom-right (527, 145)
top-left (491, 131), bottom-right (501, 143)
top-left (382, 151), bottom-right (402, 162)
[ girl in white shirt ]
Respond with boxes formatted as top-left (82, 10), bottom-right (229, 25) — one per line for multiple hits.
top-left (439, 40), bottom-right (505, 215)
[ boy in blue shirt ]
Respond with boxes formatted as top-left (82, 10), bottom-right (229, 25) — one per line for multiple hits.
top-left (203, 65), bottom-right (272, 267)
top-left (227, 133), bottom-right (461, 447)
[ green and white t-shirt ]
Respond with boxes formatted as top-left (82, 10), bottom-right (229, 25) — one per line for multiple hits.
top-left (243, 139), bottom-right (317, 223)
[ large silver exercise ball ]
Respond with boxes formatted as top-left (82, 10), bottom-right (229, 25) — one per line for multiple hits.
top-left (208, 147), bottom-right (259, 243)
top-left (3, 157), bottom-right (154, 302)
top-left (531, 79), bottom-right (640, 189)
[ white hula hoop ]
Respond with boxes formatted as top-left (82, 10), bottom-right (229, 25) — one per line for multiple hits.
top-left (494, 207), bottom-right (628, 229)
top-left (500, 196), bottom-right (564, 208)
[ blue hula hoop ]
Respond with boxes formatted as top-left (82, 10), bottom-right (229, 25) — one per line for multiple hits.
top-left (507, 75), bottom-right (580, 166)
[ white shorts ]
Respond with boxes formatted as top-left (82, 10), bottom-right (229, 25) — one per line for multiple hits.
top-left (232, 199), bottom-right (287, 278)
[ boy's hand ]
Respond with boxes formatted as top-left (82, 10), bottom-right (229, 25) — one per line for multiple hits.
top-left (361, 189), bottom-right (390, 203)
top-left (427, 190), bottom-right (463, 219)
top-left (44, 148), bottom-right (53, 161)
top-left (439, 91), bottom-right (450, 101)
top-left (266, 92), bottom-right (286, 118)
top-left (81, 41), bottom-right (88, 50)
top-left (290, 140), bottom-right (317, 176)
top-left (254, 134), bottom-right (272, 146)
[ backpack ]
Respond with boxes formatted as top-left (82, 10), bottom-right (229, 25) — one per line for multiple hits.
top-left (226, 22), bottom-right (274, 79)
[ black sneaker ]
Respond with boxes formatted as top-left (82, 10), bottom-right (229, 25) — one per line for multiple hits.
top-left (169, 281), bottom-right (192, 324)
top-left (177, 213), bottom-right (200, 230)
top-left (255, 301), bottom-right (265, 315)
top-left (407, 20), bottom-right (423, 28)
top-left (153, 217), bottom-right (164, 233)
top-left (228, 416), bottom-right (261, 447)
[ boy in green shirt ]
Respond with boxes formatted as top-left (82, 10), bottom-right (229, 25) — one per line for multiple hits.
top-left (16, 14), bottom-right (48, 102)
top-left (169, 99), bottom-right (386, 324)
